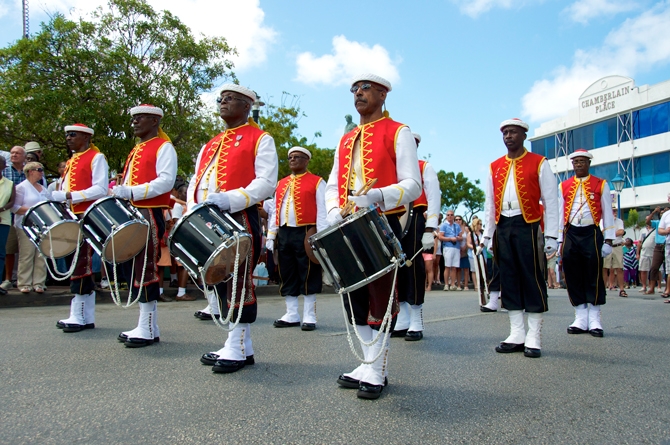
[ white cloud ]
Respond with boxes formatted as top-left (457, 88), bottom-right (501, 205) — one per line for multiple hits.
top-left (12, 0), bottom-right (276, 71)
top-left (563, 0), bottom-right (638, 24)
top-left (295, 35), bottom-right (400, 87)
top-left (522, 2), bottom-right (670, 122)
top-left (453, 0), bottom-right (513, 18)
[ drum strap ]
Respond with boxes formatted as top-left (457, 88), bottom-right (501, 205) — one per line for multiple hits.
top-left (209, 231), bottom-right (249, 332)
top-left (106, 220), bottom-right (151, 308)
top-left (44, 229), bottom-right (83, 280)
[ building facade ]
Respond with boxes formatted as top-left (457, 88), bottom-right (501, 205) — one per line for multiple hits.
top-left (530, 75), bottom-right (670, 217)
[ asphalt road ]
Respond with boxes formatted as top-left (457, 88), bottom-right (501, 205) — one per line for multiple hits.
top-left (1, 288), bottom-right (669, 445)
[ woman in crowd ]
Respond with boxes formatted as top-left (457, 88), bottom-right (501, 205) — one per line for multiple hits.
top-left (12, 161), bottom-right (51, 293)
top-left (469, 217), bottom-right (483, 290)
top-left (0, 157), bottom-right (15, 295)
top-left (456, 215), bottom-right (470, 290)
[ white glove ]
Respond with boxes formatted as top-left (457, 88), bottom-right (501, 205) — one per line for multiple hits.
top-left (326, 208), bottom-right (343, 226)
top-left (544, 237), bottom-right (558, 255)
top-left (266, 239), bottom-right (274, 252)
top-left (601, 243), bottom-right (612, 258)
top-left (349, 189), bottom-right (383, 209)
top-left (476, 237), bottom-right (490, 256)
top-left (112, 186), bottom-right (132, 200)
top-left (421, 232), bottom-right (435, 251)
top-left (51, 191), bottom-right (67, 202)
top-left (204, 192), bottom-right (230, 211)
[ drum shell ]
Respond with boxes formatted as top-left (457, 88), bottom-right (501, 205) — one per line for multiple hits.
top-left (168, 203), bottom-right (252, 285)
top-left (81, 196), bottom-right (149, 264)
top-left (309, 207), bottom-right (405, 294)
top-left (23, 201), bottom-right (81, 259)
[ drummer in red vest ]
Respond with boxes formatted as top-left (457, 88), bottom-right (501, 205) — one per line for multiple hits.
top-left (53, 123), bottom-right (109, 333)
top-left (481, 118), bottom-right (559, 358)
top-left (326, 73), bottom-right (422, 399)
top-left (559, 149), bottom-right (615, 337)
top-left (113, 104), bottom-right (177, 348)
top-left (189, 84), bottom-right (278, 374)
top-left (267, 146), bottom-right (327, 331)
top-left (391, 132), bottom-right (441, 341)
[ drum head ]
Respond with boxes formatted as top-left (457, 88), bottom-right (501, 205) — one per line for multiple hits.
top-left (203, 235), bottom-right (252, 285)
top-left (101, 221), bottom-right (150, 263)
top-left (38, 221), bottom-right (81, 258)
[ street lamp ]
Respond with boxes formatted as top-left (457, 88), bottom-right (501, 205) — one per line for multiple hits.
top-left (251, 93), bottom-right (265, 124)
top-left (611, 173), bottom-right (624, 219)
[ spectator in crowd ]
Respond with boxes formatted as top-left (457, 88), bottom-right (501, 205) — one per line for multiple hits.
top-left (424, 223), bottom-right (438, 291)
top-left (172, 182), bottom-right (196, 302)
top-left (1, 146), bottom-right (26, 291)
top-left (469, 216), bottom-right (484, 291)
top-left (48, 161), bottom-right (67, 192)
top-left (658, 203), bottom-right (670, 299)
top-left (12, 161), bottom-right (50, 293)
top-left (0, 157), bottom-right (15, 295)
top-left (638, 220), bottom-right (655, 293)
top-left (433, 213), bottom-right (444, 286)
top-left (646, 206), bottom-right (669, 295)
top-left (623, 238), bottom-right (638, 289)
top-left (456, 215), bottom-right (470, 290)
top-left (438, 210), bottom-right (462, 291)
top-left (602, 207), bottom-right (626, 296)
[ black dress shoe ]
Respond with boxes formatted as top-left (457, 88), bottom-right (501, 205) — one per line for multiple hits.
top-left (480, 306), bottom-right (497, 313)
top-left (57, 321), bottom-right (94, 330)
top-left (405, 331), bottom-right (423, 341)
top-left (524, 347), bottom-right (541, 358)
top-left (212, 359), bottom-right (246, 373)
top-left (273, 319), bottom-right (300, 328)
top-left (0, 287), bottom-right (7, 295)
top-left (357, 381), bottom-right (386, 400)
top-left (118, 333), bottom-right (159, 343)
top-left (169, 280), bottom-right (178, 288)
top-left (589, 328), bottom-right (604, 337)
top-left (200, 353), bottom-right (255, 366)
top-left (157, 294), bottom-right (173, 302)
top-left (390, 329), bottom-right (408, 338)
top-left (194, 311), bottom-right (219, 320)
top-left (495, 342), bottom-right (525, 353)
top-left (567, 326), bottom-right (588, 334)
top-left (337, 375), bottom-right (387, 389)
top-left (301, 323), bottom-right (316, 331)
top-left (124, 337), bottom-right (156, 348)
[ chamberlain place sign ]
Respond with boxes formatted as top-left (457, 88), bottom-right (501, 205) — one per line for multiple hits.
top-left (579, 76), bottom-right (635, 119)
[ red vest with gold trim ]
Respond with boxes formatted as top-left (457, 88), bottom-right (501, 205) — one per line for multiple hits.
top-left (121, 137), bottom-right (171, 208)
top-left (490, 150), bottom-right (545, 224)
top-left (193, 124), bottom-right (266, 203)
top-left (413, 160), bottom-right (428, 208)
top-left (62, 147), bottom-right (100, 214)
top-left (337, 117), bottom-right (405, 214)
top-left (275, 172), bottom-right (322, 226)
top-left (561, 175), bottom-right (605, 226)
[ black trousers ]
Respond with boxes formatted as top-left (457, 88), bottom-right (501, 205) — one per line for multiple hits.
top-left (398, 209), bottom-right (426, 306)
top-left (344, 214), bottom-right (400, 330)
top-left (213, 206), bottom-right (261, 324)
top-left (277, 225), bottom-right (322, 297)
top-left (487, 259), bottom-right (500, 293)
top-left (494, 215), bottom-right (548, 313)
top-left (562, 224), bottom-right (606, 306)
top-left (119, 207), bottom-right (165, 303)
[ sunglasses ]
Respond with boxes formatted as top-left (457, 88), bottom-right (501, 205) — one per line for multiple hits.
top-left (65, 132), bottom-right (79, 138)
top-left (216, 95), bottom-right (248, 104)
top-left (31, 168), bottom-right (44, 172)
top-left (350, 83), bottom-right (385, 94)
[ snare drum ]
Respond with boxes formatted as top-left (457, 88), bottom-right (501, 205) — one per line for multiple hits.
top-left (23, 201), bottom-right (81, 258)
top-left (168, 203), bottom-right (252, 285)
top-left (309, 207), bottom-right (405, 294)
top-left (82, 196), bottom-right (149, 263)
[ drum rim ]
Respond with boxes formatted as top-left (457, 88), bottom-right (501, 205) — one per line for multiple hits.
top-left (81, 195), bottom-right (129, 221)
top-left (99, 219), bottom-right (150, 263)
top-left (167, 202), bottom-right (242, 246)
top-left (24, 199), bottom-right (74, 219)
top-left (337, 262), bottom-right (396, 294)
top-left (310, 207), bottom-right (375, 242)
top-left (201, 232), bottom-right (252, 285)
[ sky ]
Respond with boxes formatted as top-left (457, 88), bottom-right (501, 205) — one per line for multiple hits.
top-left (1, 0), bottom-right (670, 197)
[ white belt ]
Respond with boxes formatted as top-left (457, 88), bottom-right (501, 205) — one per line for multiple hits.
top-left (502, 200), bottom-right (521, 210)
top-left (572, 217), bottom-right (595, 226)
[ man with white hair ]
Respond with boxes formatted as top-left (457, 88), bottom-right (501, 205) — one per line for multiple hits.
top-left (267, 146), bottom-right (326, 331)
top-left (113, 104), bottom-right (177, 348)
top-left (559, 149), bottom-right (614, 337)
top-left (481, 118), bottom-right (559, 358)
top-left (326, 73), bottom-right (422, 399)
top-left (53, 123), bottom-right (109, 333)
top-left (190, 84), bottom-right (278, 374)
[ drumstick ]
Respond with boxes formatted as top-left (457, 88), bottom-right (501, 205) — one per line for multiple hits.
top-left (340, 178), bottom-right (378, 217)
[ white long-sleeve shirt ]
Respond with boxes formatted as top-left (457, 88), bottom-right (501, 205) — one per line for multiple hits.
top-left (59, 152), bottom-right (109, 203)
top-left (267, 177), bottom-right (327, 240)
top-left (325, 126), bottom-right (422, 213)
top-left (421, 161), bottom-right (441, 229)
top-left (483, 154), bottom-right (558, 240)
top-left (558, 177), bottom-right (615, 242)
top-left (187, 133), bottom-right (278, 213)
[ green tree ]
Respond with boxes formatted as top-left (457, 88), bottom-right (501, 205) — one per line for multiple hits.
top-left (626, 209), bottom-right (640, 229)
top-left (436, 170), bottom-right (485, 223)
top-left (258, 92), bottom-right (334, 179)
top-left (0, 0), bottom-right (235, 176)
